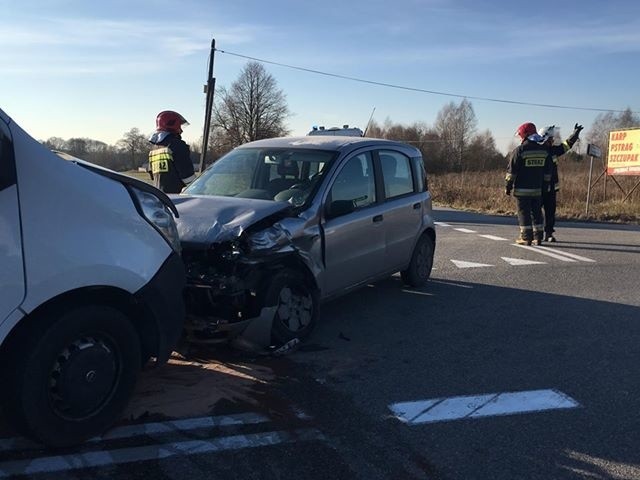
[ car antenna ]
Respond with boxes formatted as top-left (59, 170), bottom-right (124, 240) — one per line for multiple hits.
top-left (363, 107), bottom-right (376, 137)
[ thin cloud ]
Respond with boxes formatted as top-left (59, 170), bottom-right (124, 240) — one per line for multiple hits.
top-left (1, 16), bottom-right (268, 76)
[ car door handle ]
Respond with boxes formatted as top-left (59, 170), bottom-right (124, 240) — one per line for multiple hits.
top-left (412, 202), bottom-right (421, 210)
top-left (372, 214), bottom-right (383, 223)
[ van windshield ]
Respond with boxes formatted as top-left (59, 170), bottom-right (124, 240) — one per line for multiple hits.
top-left (184, 148), bottom-right (336, 206)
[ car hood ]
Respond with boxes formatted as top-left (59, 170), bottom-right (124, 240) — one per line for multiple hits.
top-left (171, 194), bottom-right (292, 246)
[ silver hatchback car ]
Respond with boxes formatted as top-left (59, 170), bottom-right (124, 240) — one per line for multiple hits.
top-left (173, 136), bottom-right (436, 350)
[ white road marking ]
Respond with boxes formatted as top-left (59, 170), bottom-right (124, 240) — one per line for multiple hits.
top-left (479, 234), bottom-right (509, 241)
top-left (389, 389), bottom-right (579, 425)
top-left (514, 244), bottom-right (577, 262)
top-left (539, 248), bottom-right (596, 262)
top-left (429, 280), bottom-right (474, 289)
top-left (0, 429), bottom-right (324, 478)
top-left (434, 222), bottom-right (451, 227)
top-left (0, 413), bottom-right (271, 453)
top-left (402, 289), bottom-right (434, 296)
top-left (454, 228), bottom-right (477, 233)
top-left (501, 257), bottom-right (547, 266)
top-left (451, 260), bottom-right (494, 268)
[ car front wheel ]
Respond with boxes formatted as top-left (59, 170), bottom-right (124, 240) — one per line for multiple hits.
top-left (263, 269), bottom-right (318, 345)
top-left (401, 234), bottom-right (435, 287)
top-left (2, 305), bottom-right (141, 447)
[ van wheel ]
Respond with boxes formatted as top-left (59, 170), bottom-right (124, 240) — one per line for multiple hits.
top-left (401, 235), bottom-right (435, 287)
top-left (263, 269), bottom-right (318, 345)
top-left (2, 305), bottom-right (141, 447)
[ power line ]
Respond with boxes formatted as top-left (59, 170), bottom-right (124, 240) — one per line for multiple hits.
top-left (216, 49), bottom-right (638, 115)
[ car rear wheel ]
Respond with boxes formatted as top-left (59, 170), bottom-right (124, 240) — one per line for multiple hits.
top-left (401, 234), bottom-right (434, 287)
top-left (263, 269), bottom-right (318, 345)
top-left (2, 305), bottom-right (141, 447)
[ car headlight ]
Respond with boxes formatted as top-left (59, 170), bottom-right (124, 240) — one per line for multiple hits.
top-left (130, 187), bottom-right (181, 253)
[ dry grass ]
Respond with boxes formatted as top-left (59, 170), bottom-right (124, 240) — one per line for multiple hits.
top-left (122, 170), bottom-right (153, 183)
top-left (429, 162), bottom-right (640, 224)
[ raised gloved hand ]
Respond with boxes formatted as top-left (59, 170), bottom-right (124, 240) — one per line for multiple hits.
top-left (567, 123), bottom-right (584, 146)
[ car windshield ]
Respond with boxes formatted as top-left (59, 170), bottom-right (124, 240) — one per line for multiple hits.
top-left (184, 147), bottom-right (336, 206)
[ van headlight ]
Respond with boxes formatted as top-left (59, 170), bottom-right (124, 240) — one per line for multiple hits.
top-left (130, 187), bottom-right (181, 253)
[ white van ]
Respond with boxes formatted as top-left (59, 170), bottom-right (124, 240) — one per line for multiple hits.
top-left (0, 108), bottom-right (186, 447)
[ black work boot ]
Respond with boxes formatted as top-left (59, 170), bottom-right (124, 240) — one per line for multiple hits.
top-left (544, 232), bottom-right (556, 242)
top-left (534, 231), bottom-right (544, 246)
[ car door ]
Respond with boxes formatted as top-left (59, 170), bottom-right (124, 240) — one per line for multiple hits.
top-left (321, 151), bottom-right (388, 296)
top-left (377, 150), bottom-right (422, 269)
top-left (0, 118), bottom-right (25, 322)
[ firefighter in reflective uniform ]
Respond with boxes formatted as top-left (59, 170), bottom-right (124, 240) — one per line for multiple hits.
top-left (537, 123), bottom-right (583, 242)
top-left (148, 111), bottom-right (195, 193)
top-left (505, 122), bottom-right (553, 245)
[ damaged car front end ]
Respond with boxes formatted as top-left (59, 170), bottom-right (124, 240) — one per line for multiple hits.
top-left (173, 194), bottom-right (322, 353)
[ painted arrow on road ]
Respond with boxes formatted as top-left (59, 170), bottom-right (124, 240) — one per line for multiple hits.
top-left (501, 257), bottom-right (546, 266)
top-left (450, 260), bottom-right (494, 268)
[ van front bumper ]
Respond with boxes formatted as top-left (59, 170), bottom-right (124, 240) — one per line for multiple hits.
top-left (135, 251), bottom-right (186, 364)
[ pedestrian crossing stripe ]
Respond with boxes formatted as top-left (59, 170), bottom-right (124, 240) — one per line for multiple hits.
top-left (479, 235), bottom-right (509, 241)
top-left (513, 244), bottom-right (577, 262)
top-left (538, 247), bottom-right (596, 262)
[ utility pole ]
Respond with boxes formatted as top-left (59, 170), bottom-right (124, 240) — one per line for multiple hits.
top-left (585, 143), bottom-right (602, 215)
top-left (199, 38), bottom-right (216, 173)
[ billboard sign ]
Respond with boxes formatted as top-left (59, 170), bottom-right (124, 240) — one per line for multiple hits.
top-left (607, 128), bottom-right (640, 175)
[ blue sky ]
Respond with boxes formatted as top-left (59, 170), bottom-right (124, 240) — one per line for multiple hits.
top-left (2, 0), bottom-right (639, 154)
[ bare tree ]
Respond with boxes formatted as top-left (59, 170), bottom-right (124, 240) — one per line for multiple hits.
top-left (212, 62), bottom-right (290, 148)
top-left (42, 137), bottom-right (68, 152)
top-left (466, 130), bottom-right (505, 171)
top-left (586, 108), bottom-right (640, 153)
top-left (434, 99), bottom-right (478, 171)
top-left (117, 128), bottom-right (150, 170)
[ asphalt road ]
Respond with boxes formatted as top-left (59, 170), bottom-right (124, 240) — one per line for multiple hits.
top-left (2, 207), bottom-right (639, 479)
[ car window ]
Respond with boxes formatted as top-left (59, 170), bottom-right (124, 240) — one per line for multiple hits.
top-left (328, 152), bottom-right (376, 209)
top-left (186, 151), bottom-right (259, 196)
top-left (379, 150), bottom-right (414, 199)
top-left (185, 148), bottom-right (335, 203)
top-left (412, 157), bottom-right (427, 192)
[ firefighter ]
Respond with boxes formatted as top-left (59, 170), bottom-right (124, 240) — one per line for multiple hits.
top-left (538, 123), bottom-right (584, 242)
top-left (505, 122), bottom-right (553, 245)
top-left (148, 110), bottom-right (195, 193)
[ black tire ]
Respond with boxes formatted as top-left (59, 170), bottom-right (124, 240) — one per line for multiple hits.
top-left (263, 269), bottom-right (318, 345)
top-left (2, 305), bottom-right (141, 447)
top-left (401, 234), bottom-right (435, 287)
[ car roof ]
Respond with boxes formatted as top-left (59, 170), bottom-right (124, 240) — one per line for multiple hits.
top-left (236, 136), bottom-right (421, 156)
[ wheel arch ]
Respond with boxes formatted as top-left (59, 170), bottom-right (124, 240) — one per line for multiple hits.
top-left (261, 253), bottom-right (320, 294)
top-left (423, 225), bottom-right (436, 245)
top-left (0, 286), bottom-right (157, 365)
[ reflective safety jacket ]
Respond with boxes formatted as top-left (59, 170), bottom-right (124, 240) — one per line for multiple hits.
top-left (506, 140), bottom-right (553, 197)
top-left (148, 133), bottom-right (195, 194)
top-left (545, 131), bottom-right (580, 193)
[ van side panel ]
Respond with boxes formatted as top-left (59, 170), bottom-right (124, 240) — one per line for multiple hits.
top-left (9, 120), bottom-right (172, 314)
top-left (0, 185), bottom-right (24, 322)
top-left (0, 120), bottom-right (25, 323)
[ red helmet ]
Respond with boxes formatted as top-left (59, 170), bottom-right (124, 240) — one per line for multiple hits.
top-left (156, 110), bottom-right (189, 134)
top-left (516, 122), bottom-right (537, 140)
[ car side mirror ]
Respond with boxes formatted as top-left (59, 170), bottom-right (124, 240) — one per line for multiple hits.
top-left (326, 199), bottom-right (355, 219)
